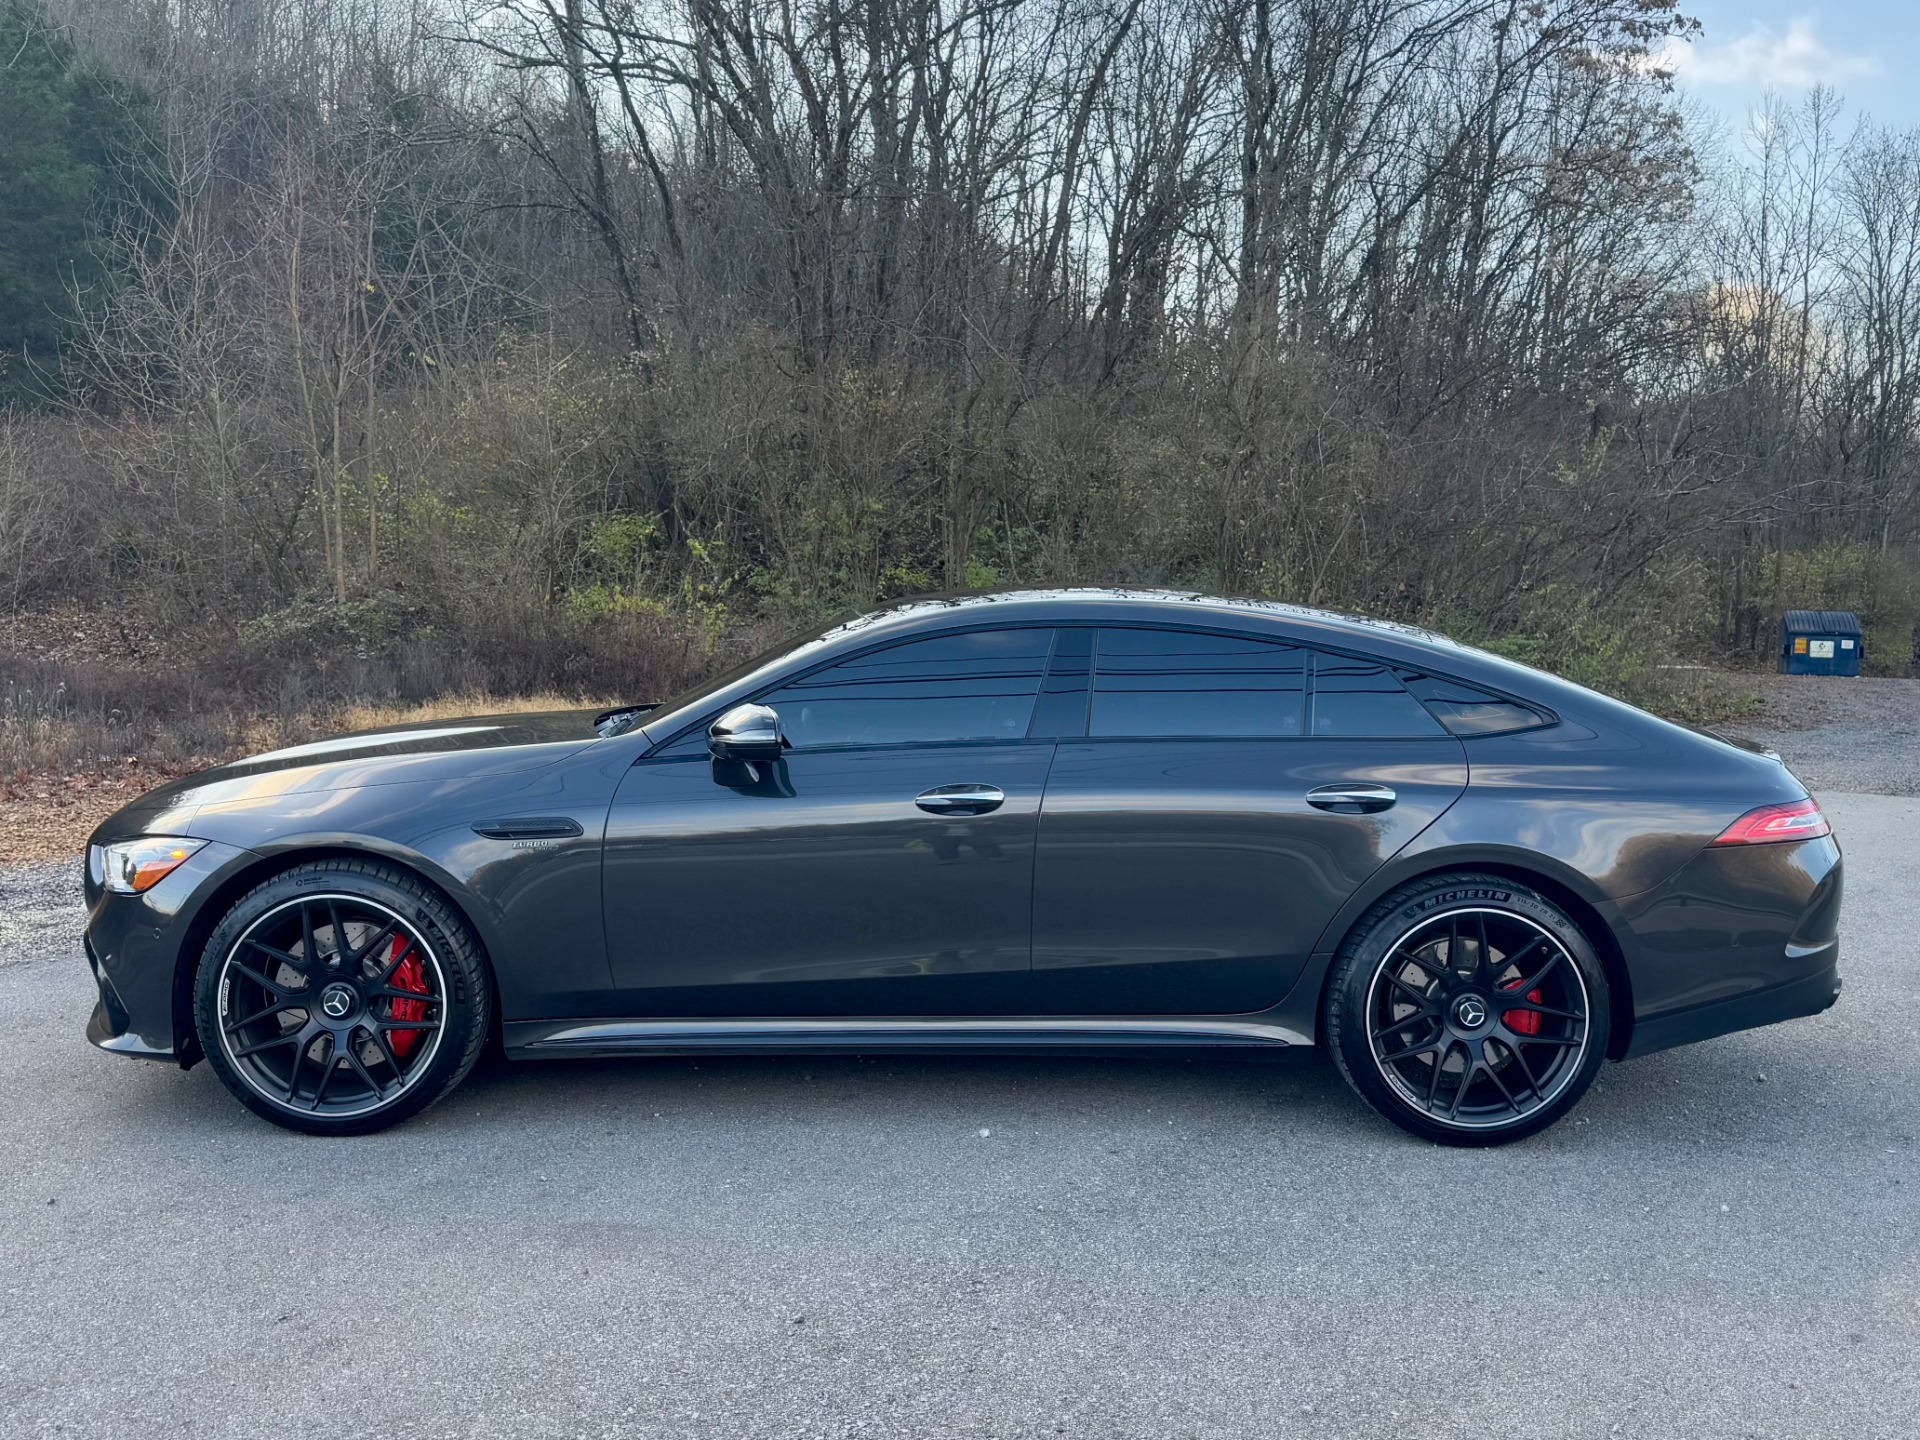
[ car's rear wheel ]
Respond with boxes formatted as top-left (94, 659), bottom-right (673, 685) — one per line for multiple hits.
top-left (193, 859), bottom-right (491, 1135)
top-left (1324, 873), bottom-right (1610, 1146)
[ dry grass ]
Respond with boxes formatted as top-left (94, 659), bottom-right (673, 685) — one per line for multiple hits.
top-left (0, 770), bottom-right (162, 867)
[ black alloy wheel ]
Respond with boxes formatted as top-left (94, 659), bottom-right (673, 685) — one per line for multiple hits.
top-left (194, 860), bottom-right (491, 1135)
top-left (1325, 874), bottom-right (1610, 1146)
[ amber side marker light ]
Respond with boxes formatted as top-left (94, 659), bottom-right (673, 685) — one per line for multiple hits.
top-left (1710, 798), bottom-right (1830, 846)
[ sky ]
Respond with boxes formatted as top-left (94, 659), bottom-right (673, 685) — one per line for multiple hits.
top-left (1658, 4), bottom-right (1920, 133)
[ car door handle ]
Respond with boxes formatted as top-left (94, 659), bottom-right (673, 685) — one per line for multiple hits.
top-left (1305, 784), bottom-right (1397, 814)
top-left (915, 784), bottom-right (1005, 815)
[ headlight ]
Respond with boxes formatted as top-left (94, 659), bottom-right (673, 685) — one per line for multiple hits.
top-left (99, 837), bottom-right (208, 894)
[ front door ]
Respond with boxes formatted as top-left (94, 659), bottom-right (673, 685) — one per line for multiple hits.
top-left (1029, 629), bottom-right (1468, 1015)
top-left (601, 627), bottom-right (1058, 1016)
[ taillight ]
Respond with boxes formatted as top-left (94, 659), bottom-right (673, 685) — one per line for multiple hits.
top-left (1710, 797), bottom-right (1830, 846)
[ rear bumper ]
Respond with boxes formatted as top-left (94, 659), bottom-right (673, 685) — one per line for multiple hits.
top-left (1623, 952), bottom-right (1841, 1058)
top-left (1616, 833), bottom-right (1843, 1058)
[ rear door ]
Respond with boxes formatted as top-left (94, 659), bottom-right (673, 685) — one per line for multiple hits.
top-left (1029, 628), bottom-right (1468, 1015)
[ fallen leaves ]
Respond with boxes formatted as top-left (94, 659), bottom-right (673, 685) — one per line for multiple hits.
top-left (0, 767), bottom-right (183, 864)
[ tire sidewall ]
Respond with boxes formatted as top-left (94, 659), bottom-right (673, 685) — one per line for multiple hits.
top-left (193, 862), bottom-right (489, 1136)
top-left (1327, 875), bottom-right (1611, 1146)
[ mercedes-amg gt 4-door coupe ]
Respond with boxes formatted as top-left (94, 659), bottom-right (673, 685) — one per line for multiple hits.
top-left (82, 590), bottom-right (1843, 1144)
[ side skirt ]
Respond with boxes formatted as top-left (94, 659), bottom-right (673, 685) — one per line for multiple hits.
top-left (504, 1016), bottom-right (1311, 1060)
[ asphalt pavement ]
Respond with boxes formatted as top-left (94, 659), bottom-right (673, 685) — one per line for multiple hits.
top-left (1, 792), bottom-right (1916, 1440)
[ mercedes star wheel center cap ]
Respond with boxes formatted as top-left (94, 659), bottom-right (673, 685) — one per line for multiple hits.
top-left (1452, 994), bottom-right (1489, 1030)
top-left (319, 983), bottom-right (357, 1020)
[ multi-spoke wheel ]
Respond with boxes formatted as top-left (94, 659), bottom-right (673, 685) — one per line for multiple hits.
top-left (194, 860), bottom-right (490, 1135)
top-left (1325, 874), bottom-right (1610, 1146)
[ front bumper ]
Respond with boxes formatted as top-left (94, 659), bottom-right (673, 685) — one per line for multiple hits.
top-left (83, 838), bottom-right (254, 1067)
top-left (84, 932), bottom-right (175, 1060)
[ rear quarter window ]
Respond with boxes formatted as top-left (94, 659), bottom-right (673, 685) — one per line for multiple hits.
top-left (1399, 673), bottom-right (1552, 737)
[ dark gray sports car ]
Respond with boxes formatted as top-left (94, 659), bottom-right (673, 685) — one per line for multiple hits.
top-left (82, 590), bottom-right (1842, 1144)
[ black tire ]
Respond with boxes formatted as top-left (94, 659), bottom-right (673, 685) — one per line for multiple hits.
top-left (193, 859), bottom-right (492, 1136)
top-left (1324, 873), bottom-right (1610, 1147)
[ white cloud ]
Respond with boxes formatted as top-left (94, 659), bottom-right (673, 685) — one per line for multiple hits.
top-left (1658, 17), bottom-right (1882, 88)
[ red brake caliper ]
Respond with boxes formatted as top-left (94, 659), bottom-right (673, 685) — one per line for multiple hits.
top-left (1502, 978), bottom-right (1544, 1036)
top-left (384, 935), bottom-right (431, 1060)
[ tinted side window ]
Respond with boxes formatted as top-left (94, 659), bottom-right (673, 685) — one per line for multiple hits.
top-left (1088, 629), bottom-right (1305, 737)
top-left (1399, 673), bottom-right (1551, 736)
top-left (1311, 655), bottom-right (1447, 737)
top-left (765, 629), bottom-right (1052, 748)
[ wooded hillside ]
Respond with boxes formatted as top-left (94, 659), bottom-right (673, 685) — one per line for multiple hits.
top-left (3, 0), bottom-right (1918, 742)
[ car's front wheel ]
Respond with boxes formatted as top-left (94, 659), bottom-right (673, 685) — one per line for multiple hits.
top-left (1324, 873), bottom-right (1610, 1146)
top-left (193, 859), bottom-right (491, 1135)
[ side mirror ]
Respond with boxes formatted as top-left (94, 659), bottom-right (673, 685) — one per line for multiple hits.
top-left (708, 703), bottom-right (785, 763)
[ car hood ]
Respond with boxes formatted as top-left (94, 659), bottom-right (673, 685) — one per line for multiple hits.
top-left (91, 711), bottom-right (609, 842)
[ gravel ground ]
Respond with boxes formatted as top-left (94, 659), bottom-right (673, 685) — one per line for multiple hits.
top-left (1737, 675), bottom-right (1920, 796)
top-left (0, 861), bottom-right (83, 959)
top-left (2, 791), bottom-right (1917, 1439)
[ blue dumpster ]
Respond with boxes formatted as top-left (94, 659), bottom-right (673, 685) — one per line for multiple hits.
top-left (1778, 610), bottom-right (1862, 676)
